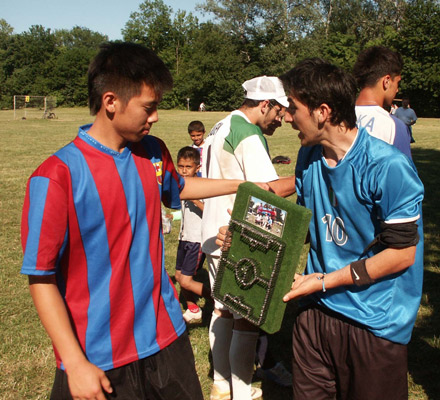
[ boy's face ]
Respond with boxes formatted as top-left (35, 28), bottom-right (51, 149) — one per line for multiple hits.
top-left (177, 157), bottom-right (200, 177)
top-left (384, 74), bottom-right (401, 108)
top-left (112, 83), bottom-right (160, 143)
top-left (284, 95), bottom-right (322, 146)
top-left (189, 130), bottom-right (205, 146)
top-left (259, 102), bottom-right (285, 136)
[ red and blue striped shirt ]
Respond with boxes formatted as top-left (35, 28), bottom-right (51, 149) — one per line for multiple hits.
top-left (21, 125), bottom-right (185, 371)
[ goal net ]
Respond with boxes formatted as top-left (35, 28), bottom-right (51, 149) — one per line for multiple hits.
top-left (13, 95), bottom-right (57, 120)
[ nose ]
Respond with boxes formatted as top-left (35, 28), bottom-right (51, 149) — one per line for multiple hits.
top-left (148, 109), bottom-right (159, 124)
top-left (284, 111), bottom-right (293, 123)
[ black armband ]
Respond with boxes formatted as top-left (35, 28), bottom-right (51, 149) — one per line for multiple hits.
top-left (364, 221), bottom-right (419, 254)
top-left (350, 259), bottom-right (374, 286)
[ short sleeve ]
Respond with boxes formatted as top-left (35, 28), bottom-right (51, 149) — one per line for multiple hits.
top-left (157, 139), bottom-right (185, 209)
top-left (236, 135), bottom-right (278, 182)
top-left (371, 156), bottom-right (424, 224)
top-left (21, 173), bottom-right (68, 275)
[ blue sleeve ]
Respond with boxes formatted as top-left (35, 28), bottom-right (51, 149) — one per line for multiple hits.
top-left (372, 154), bottom-right (424, 224)
top-left (390, 115), bottom-right (412, 159)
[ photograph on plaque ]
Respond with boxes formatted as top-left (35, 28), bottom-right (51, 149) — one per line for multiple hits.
top-left (213, 182), bottom-right (312, 334)
top-left (244, 195), bottom-right (287, 238)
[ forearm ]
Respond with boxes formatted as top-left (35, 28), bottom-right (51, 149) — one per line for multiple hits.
top-left (322, 247), bottom-right (416, 290)
top-left (29, 275), bottom-right (87, 370)
top-left (180, 177), bottom-right (243, 200)
top-left (267, 176), bottom-right (296, 197)
top-left (284, 246), bottom-right (416, 301)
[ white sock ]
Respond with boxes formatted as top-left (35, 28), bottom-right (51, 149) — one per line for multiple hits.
top-left (230, 329), bottom-right (259, 400)
top-left (209, 311), bottom-right (234, 392)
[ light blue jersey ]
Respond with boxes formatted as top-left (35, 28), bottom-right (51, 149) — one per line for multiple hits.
top-left (296, 127), bottom-right (424, 344)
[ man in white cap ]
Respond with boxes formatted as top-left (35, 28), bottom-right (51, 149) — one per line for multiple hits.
top-left (201, 76), bottom-right (295, 400)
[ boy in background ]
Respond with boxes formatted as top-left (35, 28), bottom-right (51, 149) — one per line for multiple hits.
top-left (175, 146), bottom-right (211, 322)
top-left (188, 120), bottom-right (205, 176)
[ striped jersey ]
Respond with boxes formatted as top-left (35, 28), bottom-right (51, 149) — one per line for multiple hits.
top-left (295, 127), bottom-right (424, 344)
top-left (21, 125), bottom-right (186, 371)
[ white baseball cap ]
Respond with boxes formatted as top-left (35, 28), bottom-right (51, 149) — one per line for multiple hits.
top-left (242, 76), bottom-right (289, 108)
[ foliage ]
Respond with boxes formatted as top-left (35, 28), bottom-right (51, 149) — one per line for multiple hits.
top-left (0, 0), bottom-right (439, 115)
top-left (392, 0), bottom-right (440, 117)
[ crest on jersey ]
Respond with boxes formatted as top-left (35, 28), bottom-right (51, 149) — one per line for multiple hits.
top-left (153, 161), bottom-right (163, 185)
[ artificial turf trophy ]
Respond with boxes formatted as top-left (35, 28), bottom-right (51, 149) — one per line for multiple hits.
top-left (213, 182), bottom-right (312, 333)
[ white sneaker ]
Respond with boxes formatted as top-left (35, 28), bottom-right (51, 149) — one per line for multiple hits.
top-left (183, 308), bottom-right (202, 322)
top-left (210, 383), bottom-right (262, 400)
top-left (255, 361), bottom-right (292, 387)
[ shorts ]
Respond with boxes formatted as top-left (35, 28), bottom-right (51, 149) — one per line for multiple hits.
top-left (292, 305), bottom-right (408, 400)
top-left (50, 331), bottom-right (203, 400)
top-left (175, 240), bottom-right (205, 276)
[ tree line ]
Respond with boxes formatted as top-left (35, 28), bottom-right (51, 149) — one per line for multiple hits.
top-left (1, 0), bottom-right (439, 116)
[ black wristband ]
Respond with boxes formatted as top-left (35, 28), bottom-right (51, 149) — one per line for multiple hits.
top-left (350, 259), bottom-right (374, 286)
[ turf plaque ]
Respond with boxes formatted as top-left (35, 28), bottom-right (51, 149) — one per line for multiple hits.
top-left (212, 182), bottom-right (312, 333)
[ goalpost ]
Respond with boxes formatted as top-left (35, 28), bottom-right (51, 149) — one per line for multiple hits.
top-left (13, 95), bottom-right (57, 120)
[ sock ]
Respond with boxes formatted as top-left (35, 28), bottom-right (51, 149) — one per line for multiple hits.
top-left (230, 329), bottom-right (259, 400)
top-left (187, 303), bottom-right (200, 313)
top-left (209, 311), bottom-right (234, 392)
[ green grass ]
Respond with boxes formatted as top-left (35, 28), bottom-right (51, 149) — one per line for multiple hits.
top-left (0, 108), bottom-right (439, 399)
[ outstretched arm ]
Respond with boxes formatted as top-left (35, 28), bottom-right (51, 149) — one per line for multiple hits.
top-left (29, 275), bottom-right (113, 399)
top-left (283, 246), bottom-right (416, 302)
top-left (180, 177), bottom-right (269, 200)
top-left (267, 175), bottom-right (296, 197)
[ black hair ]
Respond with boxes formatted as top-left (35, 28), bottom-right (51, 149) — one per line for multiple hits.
top-left (353, 46), bottom-right (403, 89)
top-left (187, 120), bottom-right (205, 133)
top-left (88, 42), bottom-right (173, 115)
top-left (280, 58), bottom-right (357, 129)
top-left (177, 146), bottom-right (200, 165)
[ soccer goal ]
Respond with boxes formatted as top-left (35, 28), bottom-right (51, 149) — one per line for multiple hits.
top-left (13, 95), bottom-right (57, 120)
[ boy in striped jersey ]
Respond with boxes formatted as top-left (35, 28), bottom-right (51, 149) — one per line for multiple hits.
top-left (21, 42), bottom-right (251, 400)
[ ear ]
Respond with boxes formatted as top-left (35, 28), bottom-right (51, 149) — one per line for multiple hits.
top-left (316, 103), bottom-right (331, 124)
top-left (260, 100), bottom-right (270, 114)
top-left (102, 92), bottom-right (118, 113)
top-left (382, 75), bottom-right (392, 91)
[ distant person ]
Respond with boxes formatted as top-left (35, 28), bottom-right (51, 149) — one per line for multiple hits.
top-left (395, 97), bottom-right (417, 143)
top-left (202, 75), bottom-right (295, 400)
top-left (390, 103), bottom-right (398, 114)
top-left (174, 146), bottom-right (210, 322)
top-left (20, 41), bottom-right (258, 400)
top-left (353, 46), bottom-right (412, 158)
top-left (188, 120), bottom-right (205, 176)
top-left (280, 58), bottom-right (424, 400)
top-left (199, 102), bottom-right (206, 112)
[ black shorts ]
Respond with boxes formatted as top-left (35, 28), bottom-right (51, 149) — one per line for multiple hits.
top-left (50, 331), bottom-right (203, 400)
top-left (175, 240), bottom-right (205, 276)
top-left (292, 305), bottom-right (408, 400)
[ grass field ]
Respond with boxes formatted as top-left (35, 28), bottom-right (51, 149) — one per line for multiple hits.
top-left (1, 108), bottom-right (439, 399)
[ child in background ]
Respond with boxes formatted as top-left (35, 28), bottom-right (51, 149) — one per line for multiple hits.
top-left (175, 146), bottom-right (211, 322)
top-left (188, 120), bottom-right (205, 176)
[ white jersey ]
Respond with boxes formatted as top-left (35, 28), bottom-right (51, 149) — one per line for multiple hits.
top-left (179, 199), bottom-right (203, 243)
top-left (355, 105), bottom-right (412, 158)
top-left (201, 110), bottom-right (278, 256)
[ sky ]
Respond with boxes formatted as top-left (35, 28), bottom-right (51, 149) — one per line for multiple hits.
top-left (1, 0), bottom-right (206, 40)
